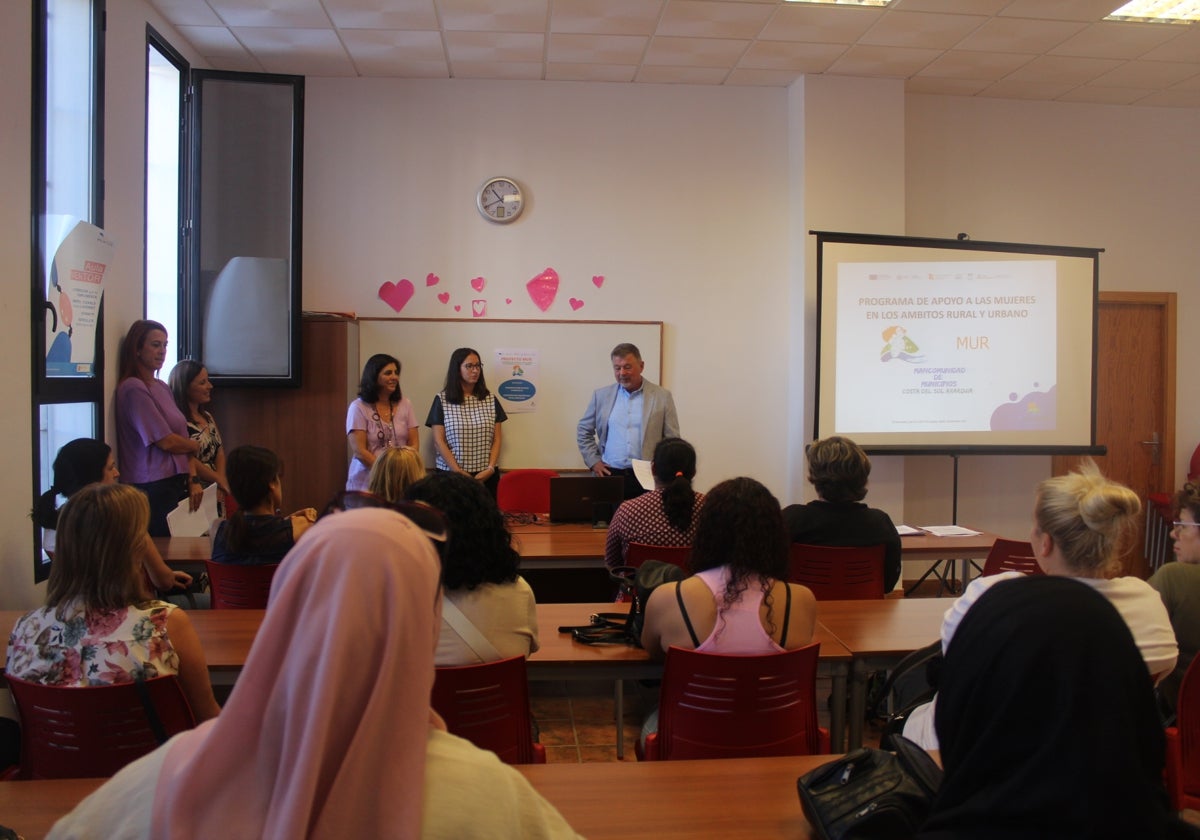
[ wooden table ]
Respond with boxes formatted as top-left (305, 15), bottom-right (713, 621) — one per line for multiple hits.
top-left (816, 598), bottom-right (948, 749)
top-left (0, 753), bottom-right (835, 839)
top-left (900, 531), bottom-right (998, 594)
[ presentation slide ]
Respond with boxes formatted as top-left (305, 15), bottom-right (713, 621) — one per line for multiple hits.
top-left (815, 234), bottom-right (1098, 453)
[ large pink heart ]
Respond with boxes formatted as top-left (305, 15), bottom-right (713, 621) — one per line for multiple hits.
top-left (526, 268), bottom-right (559, 312)
top-left (379, 279), bottom-right (415, 313)
top-left (471, 276), bottom-right (486, 292)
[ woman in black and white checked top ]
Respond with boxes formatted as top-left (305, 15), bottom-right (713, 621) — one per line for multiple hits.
top-left (426, 347), bottom-right (507, 498)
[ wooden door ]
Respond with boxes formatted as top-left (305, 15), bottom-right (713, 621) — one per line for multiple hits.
top-left (1052, 292), bottom-right (1176, 578)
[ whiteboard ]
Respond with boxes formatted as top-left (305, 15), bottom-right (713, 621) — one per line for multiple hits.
top-left (357, 318), bottom-right (663, 470)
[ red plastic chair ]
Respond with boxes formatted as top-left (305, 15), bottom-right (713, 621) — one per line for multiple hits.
top-left (640, 643), bottom-right (829, 761)
top-left (980, 538), bottom-right (1043, 577)
top-left (787, 543), bottom-right (886, 599)
top-left (431, 655), bottom-right (546, 765)
top-left (205, 560), bottom-right (279, 609)
top-left (1166, 656), bottom-right (1200, 809)
top-left (625, 542), bottom-right (692, 571)
top-left (496, 469), bottom-right (559, 515)
top-left (4, 674), bottom-right (196, 779)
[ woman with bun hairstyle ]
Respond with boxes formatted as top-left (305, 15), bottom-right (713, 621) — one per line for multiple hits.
top-left (367, 445), bottom-right (426, 503)
top-left (904, 460), bottom-right (1177, 750)
top-left (604, 437), bottom-right (704, 569)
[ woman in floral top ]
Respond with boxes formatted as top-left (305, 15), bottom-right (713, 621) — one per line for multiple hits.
top-left (6, 483), bottom-right (220, 721)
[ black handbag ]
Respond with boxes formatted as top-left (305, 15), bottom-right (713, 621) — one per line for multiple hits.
top-left (796, 735), bottom-right (943, 840)
top-left (558, 560), bottom-right (685, 647)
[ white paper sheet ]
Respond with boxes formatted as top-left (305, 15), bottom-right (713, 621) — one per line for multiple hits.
top-left (166, 483), bottom-right (220, 537)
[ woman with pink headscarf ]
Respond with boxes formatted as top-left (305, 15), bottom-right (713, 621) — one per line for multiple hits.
top-left (47, 507), bottom-right (581, 839)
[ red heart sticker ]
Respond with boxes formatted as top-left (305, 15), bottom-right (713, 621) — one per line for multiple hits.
top-left (437, 292), bottom-right (450, 304)
top-left (379, 279), bottom-right (415, 313)
top-left (426, 273), bottom-right (440, 287)
top-left (592, 275), bottom-right (604, 288)
top-left (471, 276), bottom-right (486, 292)
top-left (569, 297), bottom-right (584, 311)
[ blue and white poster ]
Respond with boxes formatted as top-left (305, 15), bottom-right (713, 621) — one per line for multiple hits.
top-left (493, 348), bottom-right (539, 414)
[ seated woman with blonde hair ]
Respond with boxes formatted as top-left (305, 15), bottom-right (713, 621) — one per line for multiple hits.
top-left (46, 507), bottom-right (581, 839)
top-left (367, 445), bottom-right (425, 502)
top-left (8, 483), bottom-right (220, 722)
top-left (904, 460), bottom-right (1177, 750)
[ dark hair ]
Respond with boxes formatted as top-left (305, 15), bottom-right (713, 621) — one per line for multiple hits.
top-left (405, 471), bottom-right (518, 591)
top-left (224, 446), bottom-right (283, 553)
top-left (611, 343), bottom-right (642, 361)
top-left (1175, 483), bottom-right (1200, 524)
top-left (167, 359), bottom-right (206, 420)
top-left (442, 347), bottom-right (490, 403)
top-left (34, 438), bottom-right (112, 529)
top-left (806, 436), bottom-right (870, 503)
top-left (690, 477), bottom-right (788, 634)
top-left (118, 319), bottom-right (168, 381)
top-left (357, 353), bottom-right (402, 404)
top-left (47, 483), bottom-right (150, 615)
top-left (652, 437), bottom-right (697, 532)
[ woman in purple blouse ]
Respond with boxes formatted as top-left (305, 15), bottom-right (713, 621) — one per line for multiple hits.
top-left (114, 320), bottom-right (200, 537)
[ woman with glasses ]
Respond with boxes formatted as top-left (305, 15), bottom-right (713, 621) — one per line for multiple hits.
top-left (46, 507), bottom-right (581, 839)
top-left (1148, 482), bottom-right (1200, 717)
top-left (345, 353), bottom-right (418, 492)
top-left (406, 472), bottom-right (538, 666)
top-left (425, 347), bottom-right (506, 498)
top-left (904, 460), bottom-right (1177, 749)
top-left (211, 446), bottom-right (315, 566)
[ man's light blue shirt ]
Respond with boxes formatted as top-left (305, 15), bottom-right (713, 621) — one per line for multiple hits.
top-left (600, 385), bottom-right (643, 469)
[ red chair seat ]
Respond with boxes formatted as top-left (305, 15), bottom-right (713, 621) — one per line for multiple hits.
top-left (496, 469), bottom-right (558, 515)
top-left (205, 560), bottom-right (279, 609)
top-left (788, 543), bottom-right (886, 599)
top-left (431, 655), bottom-right (545, 764)
top-left (980, 538), bottom-right (1043, 577)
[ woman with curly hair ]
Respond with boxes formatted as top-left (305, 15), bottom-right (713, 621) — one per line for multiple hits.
top-left (405, 471), bottom-right (537, 666)
top-left (640, 476), bottom-right (817, 659)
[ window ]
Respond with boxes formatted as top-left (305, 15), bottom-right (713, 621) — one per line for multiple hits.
top-left (32, 0), bottom-right (105, 581)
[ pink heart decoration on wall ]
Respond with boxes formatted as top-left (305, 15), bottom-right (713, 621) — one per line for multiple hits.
top-left (454, 305), bottom-right (461, 312)
top-left (472, 300), bottom-right (487, 318)
top-left (526, 268), bottom-right (560, 312)
top-left (569, 298), bottom-right (585, 311)
top-left (378, 279), bottom-right (415, 313)
top-left (506, 298), bottom-right (513, 305)
top-left (437, 292), bottom-right (450, 304)
top-left (592, 275), bottom-right (605, 288)
top-left (470, 276), bottom-right (486, 292)
top-left (426, 273), bottom-right (440, 287)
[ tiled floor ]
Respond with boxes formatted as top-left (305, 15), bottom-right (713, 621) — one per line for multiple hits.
top-left (531, 680), bottom-right (647, 763)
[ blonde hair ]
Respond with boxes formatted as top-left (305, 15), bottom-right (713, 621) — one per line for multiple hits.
top-left (1034, 460), bottom-right (1141, 576)
top-left (47, 483), bottom-right (151, 614)
top-left (368, 446), bottom-right (426, 502)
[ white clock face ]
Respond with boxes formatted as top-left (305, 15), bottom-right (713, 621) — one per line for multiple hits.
top-left (477, 177), bottom-right (524, 223)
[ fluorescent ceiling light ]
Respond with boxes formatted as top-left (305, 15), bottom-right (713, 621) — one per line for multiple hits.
top-left (783, 1), bottom-right (891, 7)
top-left (1105, 1), bottom-right (1200, 23)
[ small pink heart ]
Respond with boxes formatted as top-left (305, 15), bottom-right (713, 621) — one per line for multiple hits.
top-left (471, 299), bottom-right (487, 318)
top-left (569, 297), bottom-right (585, 311)
top-left (454, 305), bottom-right (462, 312)
top-left (526, 268), bottom-right (560, 312)
top-left (378, 279), bottom-right (415, 313)
top-left (505, 298), bottom-right (513, 305)
top-left (592, 275), bottom-right (605, 288)
top-left (470, 276), bottom-right (486, 293)
top-left (437, 292), bottom-right (450, 304)
top-left (426, 273), bottom-right (440, 287)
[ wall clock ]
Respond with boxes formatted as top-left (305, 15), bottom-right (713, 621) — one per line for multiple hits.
top-left (477, 177), bottom-right (524, 224)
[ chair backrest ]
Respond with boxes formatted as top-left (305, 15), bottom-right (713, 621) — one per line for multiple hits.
top-left (1175, 654), bottom-right (1200, 800)
top-left (649, 643), bottom-right (823, 761)
top-left (980, 538), bottom-right (1043, 577)
top-left (5, 674), bottom-right (196, 779)
top-left (496, 469), bottom-right (559, 514)
top-left (431, 655), bottom-right (545, 764)
top-left (787, 543), bottom-right (886, 599)
top-left (625, 542), bottom-right (692, 571)
top-left (205, 559), bottom-right (279, 609)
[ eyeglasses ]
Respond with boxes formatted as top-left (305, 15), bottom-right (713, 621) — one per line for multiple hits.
top-left (462, 363), bottom-right (482, 371)
top-left (1173, 521), bottom-right (1200, 529)
top-left (321, 491), bottom-right (449, 542)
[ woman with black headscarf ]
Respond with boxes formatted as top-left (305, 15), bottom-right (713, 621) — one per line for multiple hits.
top-left (919, 575), bottom-right (1196, 839)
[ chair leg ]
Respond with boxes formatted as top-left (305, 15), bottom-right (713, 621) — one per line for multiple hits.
top-left (614, 679), bottom-right (625, 759)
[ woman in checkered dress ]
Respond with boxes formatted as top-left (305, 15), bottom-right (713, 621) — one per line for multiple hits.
top-left (426, 347), bottom-right (507, 498)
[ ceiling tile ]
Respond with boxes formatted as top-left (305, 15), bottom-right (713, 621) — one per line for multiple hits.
top-left (635, 65), bottom-right (729, 84)
top-left (658, 1), bottom-right (775, 40)
top-left (546, 62), bottom-right (638, 82)
top-left (955, 17), bottom-right (1086, 53)
top-left (905, 76), bottom-right (994, 95)
top-left (1138, 27), bottom-right (1200, 63)
top-left (859, 11), bottom-right (989, 50)
top-left (739, 40), bottom-right (846, 71)
top-left (1136, 87), bottom-right (1200, 106)
top-left (1090, 59), bottom-right (1200, 88)
top-left (176, 25), bottom-right (249, 57)
top-left (1050, 21), bottom-right (1185, 60)
top-left (148, 0), bottom-right (225, 26)
top-left (997, 0), bottom-right (1125, 23)
top-left (451, 60), bottom-right (545, 79)
top-left (759, 4), bottom-right (884, 43)
top-left (891, 0), bottom-right (1010, 13)
top-left (444, 31), bottom-right (545, 62)
top-left (549, 0), bottom-right (665, 36)
top-left (1004, 53), bottom-right (1124, 84)
top-left (978, 77), bottom-right (1080, 99)
top-left (724, 67), bottom-right (803, 86)
top-left (204, 0), bottom-right (331, 28)
top-left (827, 44), bottom-right (943, 77)
top-left (233, 26), bottom-right (357, 75)
top-left (548, 33), bottom-right (648, 64)
top-left (342, 29), bottom-right (447, 64)
top-left (916, 49), bottom-right (1035, 80)
top-left (644, 36), bottom-right (750, 67)
top-left (201, 54), bottom-right (263, 73)
top-left (436, 0), bottom-right (548, 33)
top-left (1057, 85), bottom-right (1152, 104)
top-left (323, 0), bottom-right (439, 30)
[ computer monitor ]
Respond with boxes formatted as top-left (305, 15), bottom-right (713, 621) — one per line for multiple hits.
top-left (548, 476), bottom-right (626, 527)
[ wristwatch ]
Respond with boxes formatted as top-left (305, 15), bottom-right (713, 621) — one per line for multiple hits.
top-left (189, 476), bottom-right (204, 485)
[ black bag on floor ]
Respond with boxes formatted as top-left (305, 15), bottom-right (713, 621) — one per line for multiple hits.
top-left (796, 734), bottom-right (943, 840)
top-left (558, 560), bottom-right (685, 647)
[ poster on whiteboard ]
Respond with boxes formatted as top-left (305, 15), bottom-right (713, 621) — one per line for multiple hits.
top-left (492, 348), bottom-right (539, 414)
top-left (44, 219), bottom-right (113, 378)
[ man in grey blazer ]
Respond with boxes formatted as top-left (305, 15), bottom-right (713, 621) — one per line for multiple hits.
top-left (576, 343), bottom-right (680, 499)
